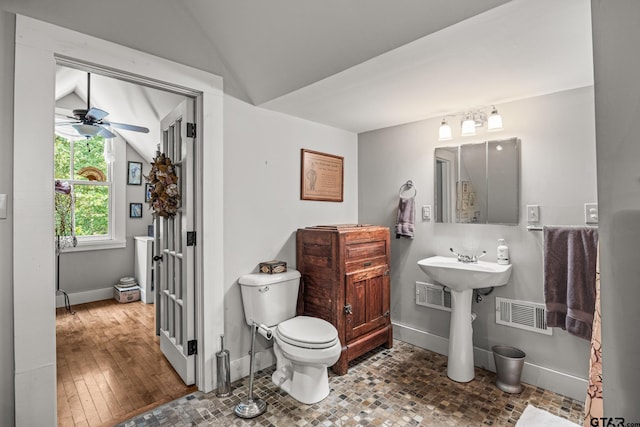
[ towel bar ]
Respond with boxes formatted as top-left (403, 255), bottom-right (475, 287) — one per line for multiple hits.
top-left (526, 224), bottom-right (598, 231)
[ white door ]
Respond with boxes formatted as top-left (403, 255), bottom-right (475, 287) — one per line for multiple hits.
top-left (155, 99), bottom-right (196, 385)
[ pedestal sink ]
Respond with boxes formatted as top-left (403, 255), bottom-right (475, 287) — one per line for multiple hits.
top-left (417, 256), bottom-right (512, 382)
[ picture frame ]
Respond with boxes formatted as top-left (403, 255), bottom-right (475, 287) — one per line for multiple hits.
top-left (300, 149), bottom-right (344, 202)
top-left (130, 202), bottom-right (143, 218)
top-left (127, 161), bottom-right (143, 185)
top-left (145, 183), bottom-right (153, 202)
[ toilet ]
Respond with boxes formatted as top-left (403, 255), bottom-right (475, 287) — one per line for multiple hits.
top-left (238, 269), bottom-right (341, 404)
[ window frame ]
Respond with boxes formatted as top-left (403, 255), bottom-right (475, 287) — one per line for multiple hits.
top-left (55, 134), bottom-right (127, 252)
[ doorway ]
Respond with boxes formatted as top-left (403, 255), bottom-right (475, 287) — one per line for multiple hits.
top-left (53, 65), bottom-right (196, 424)
top-left (13, 15), bottom-right (224, 425)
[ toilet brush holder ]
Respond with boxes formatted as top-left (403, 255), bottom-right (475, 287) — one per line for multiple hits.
top-left (216, 335), bottom-right (231, 397)
top-left (234, 322), bottom-right (267, 418)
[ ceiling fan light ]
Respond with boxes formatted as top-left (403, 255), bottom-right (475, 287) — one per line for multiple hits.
top-left (487, 107), bottom-right (503, 131)
top-left (461, 117), bottom-right (476, 136)
top-left (438, 119), bottom-right (452, 141)
top-left (72, 123), bottom-right (101, 138)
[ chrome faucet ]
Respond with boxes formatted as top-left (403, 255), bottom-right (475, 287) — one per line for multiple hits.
top-left (450, 248), bottom-right (486, 263)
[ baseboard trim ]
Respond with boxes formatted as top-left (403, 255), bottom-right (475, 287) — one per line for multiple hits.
top-left (229, 349), bottom-right (275, 383)
top-left (56, 287), bottom-right (114, 308)
top-left (392, 320), bottom-right (587, 402)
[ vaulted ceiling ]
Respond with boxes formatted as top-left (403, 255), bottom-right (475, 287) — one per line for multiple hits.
top-left (3, 0), bottom-right (593, 159)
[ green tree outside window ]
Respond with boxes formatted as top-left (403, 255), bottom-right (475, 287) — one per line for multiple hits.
top-left (54, 135), bottom-right (110, 237)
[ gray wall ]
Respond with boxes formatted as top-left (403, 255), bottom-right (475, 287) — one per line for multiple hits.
top-left (591, 0), bottom-right (640, 419)
top-left (358, 87), bottom-right (596, 388)
top-left (222, 95), bottom-right (358, 373)
top-left (0, 11), bottom-right (15, 426)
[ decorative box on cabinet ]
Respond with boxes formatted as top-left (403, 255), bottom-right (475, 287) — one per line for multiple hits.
top-left (134, 236), bottom-right (154, 304)
top-left (296, 224), bottom-right (392, 375)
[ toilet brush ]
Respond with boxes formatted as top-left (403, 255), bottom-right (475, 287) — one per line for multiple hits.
top-left (234, 322), bottom-right (267, 418)
top-left (216, 335), bottom-right (231, 397)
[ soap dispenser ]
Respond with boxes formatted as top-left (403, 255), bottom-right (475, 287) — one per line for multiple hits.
top-left (497, 239), bottom-right (510, 265)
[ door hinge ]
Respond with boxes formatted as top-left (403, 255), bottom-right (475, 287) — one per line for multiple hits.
top-left (186, 122), bottom-right (196, 138)
top-left (187, 339), bottom-right (197, 355)
top-left (187, 231), bottom-right (196, 246)
top-left (384, 269), bottom-right (390, 276)
top-left (344, 303), bottom-right (352, 315)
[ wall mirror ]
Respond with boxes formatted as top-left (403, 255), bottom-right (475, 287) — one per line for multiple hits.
top-left (434, 138), bottom-right (520, 225)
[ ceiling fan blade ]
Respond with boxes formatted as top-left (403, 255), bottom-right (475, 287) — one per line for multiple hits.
top-left (97, 126), bottom-right (117, 139)
top-left (86, 108), bottom-right (109, 122)
top-left (55, 121), bottom-right (81, 125)
top-left (104, 121), bottom-right (150, 133)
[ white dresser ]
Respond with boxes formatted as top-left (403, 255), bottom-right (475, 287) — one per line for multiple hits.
top-left (134, 236), bottom-right (154, 304)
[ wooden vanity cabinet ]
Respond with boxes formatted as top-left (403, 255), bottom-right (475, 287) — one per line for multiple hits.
top-left (296, 224), bottom-right (393, 375)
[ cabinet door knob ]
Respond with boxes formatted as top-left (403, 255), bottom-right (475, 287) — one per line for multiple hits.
top-left (344, 303), bottom-right (353, 315)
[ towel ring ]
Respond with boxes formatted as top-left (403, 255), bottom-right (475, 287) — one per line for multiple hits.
top-left (399, 180), bottom-right (417, 198)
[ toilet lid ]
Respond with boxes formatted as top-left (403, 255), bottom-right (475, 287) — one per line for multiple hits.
top-left (277, 316), bottom-right (338, 349)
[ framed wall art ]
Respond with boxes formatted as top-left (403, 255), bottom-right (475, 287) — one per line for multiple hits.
top-left (127, 161), bottom-right (142, 185)
top-left (300, 149), bottom-right (344, 202)
top-left (130, 202), bottom-right (143, 218)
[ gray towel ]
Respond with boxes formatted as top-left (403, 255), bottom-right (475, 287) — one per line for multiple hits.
top-left (395, 197), bottom-right (415, 239)
top-left (543, 226), bottom-right (598, 340)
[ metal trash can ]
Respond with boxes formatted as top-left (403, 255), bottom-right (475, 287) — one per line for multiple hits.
top-left (492, 345), bottom-right (526, 393)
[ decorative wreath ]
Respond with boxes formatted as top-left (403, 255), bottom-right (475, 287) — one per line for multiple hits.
top-left (145, 152), bottom-right (180, 217)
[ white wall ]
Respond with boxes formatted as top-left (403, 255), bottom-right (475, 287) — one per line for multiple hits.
top-left (222, 95), bottom-right (358, 375)
top-left (591, 0), bottom-right (640, 419)
top-left (358, 87), bottom-right (597, 400)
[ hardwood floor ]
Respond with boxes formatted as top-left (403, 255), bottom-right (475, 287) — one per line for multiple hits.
top-left (56, 299), bottom-right (197, 427)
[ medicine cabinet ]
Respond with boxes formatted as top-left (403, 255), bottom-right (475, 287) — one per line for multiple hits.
top-left (434, 138), bottom-right (520, 225)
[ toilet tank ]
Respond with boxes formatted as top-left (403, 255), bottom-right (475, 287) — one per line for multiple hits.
top-left (238, 269), bottom-right (301, 327)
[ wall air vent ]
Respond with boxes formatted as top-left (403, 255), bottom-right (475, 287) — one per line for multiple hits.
top-left (495, 297), bottom-right (552, 335)
top-left (416, 282), bottom-right (451, 312)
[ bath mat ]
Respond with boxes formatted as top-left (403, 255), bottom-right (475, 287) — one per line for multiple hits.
top-left (516, 404), bottom-right (580, 427)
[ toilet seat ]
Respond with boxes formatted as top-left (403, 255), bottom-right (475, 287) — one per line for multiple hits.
top-left (276, 316), bottom-right (338, 349)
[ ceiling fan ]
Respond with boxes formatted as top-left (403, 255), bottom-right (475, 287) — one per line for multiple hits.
top-left (56, 73), bottom-right (150, 139)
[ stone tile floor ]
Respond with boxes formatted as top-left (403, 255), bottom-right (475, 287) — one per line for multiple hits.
top-left (117, 340), bottom-right (584, 426)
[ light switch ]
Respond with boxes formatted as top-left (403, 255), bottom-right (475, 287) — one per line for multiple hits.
top-left (585, 203), bottom-right (598, 224)
top-left (527, 205), bottom-right (540, 223)
top-left (422, 205), bottom-right (431, 221)
top-left (0, 194), bottom-right (6, 219)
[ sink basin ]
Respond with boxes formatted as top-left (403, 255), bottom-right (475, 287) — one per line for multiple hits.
top-left (417, 255), bottom-right (512, 383)
top-left (417, 256), bottom-right (512, 291)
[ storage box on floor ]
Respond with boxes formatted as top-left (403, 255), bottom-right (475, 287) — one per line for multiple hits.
top-left (114, 277), bottom-right (140, 303)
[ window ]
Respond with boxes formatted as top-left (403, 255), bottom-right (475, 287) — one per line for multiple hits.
top-left (54, 135), bottom-right (126, 250)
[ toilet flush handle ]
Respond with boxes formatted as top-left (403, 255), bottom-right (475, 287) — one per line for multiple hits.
top-left (259, 286), bottom-right (269, 293)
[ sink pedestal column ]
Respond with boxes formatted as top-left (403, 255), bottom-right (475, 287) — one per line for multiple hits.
top-left (447, 289), bottom-right (475, 382)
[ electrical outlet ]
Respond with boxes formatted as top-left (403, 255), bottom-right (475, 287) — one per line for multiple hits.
top-left (527, 205), bottom-right (540, 223)
top-left (422, 205), bottom-right (431, 221)
top-left (585, 203), bottom-right (598, 224)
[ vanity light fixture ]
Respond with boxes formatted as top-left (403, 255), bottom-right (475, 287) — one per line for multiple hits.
top-left (438, 118), bottom-right (452, 141)
top-left (437, 105), bottom-right (505, 140)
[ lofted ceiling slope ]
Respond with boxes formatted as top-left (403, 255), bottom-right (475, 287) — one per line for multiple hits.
top-left (8, 0), bottom-right (593, 140)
